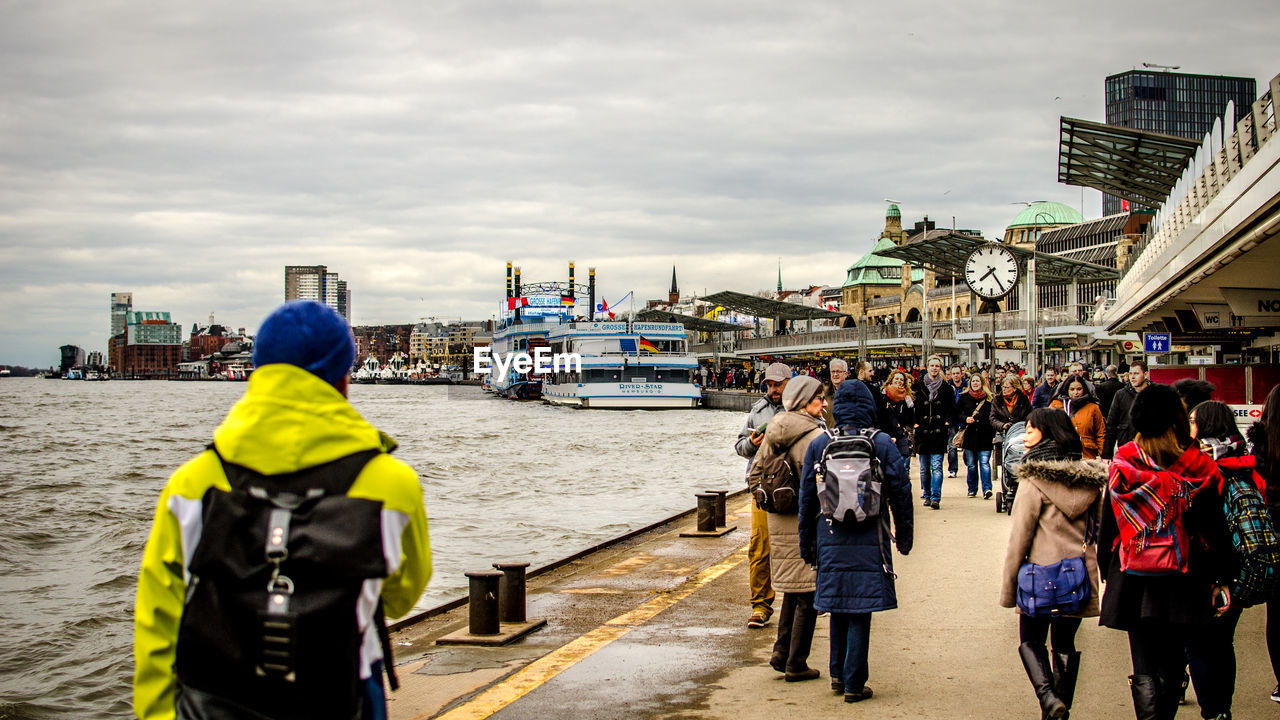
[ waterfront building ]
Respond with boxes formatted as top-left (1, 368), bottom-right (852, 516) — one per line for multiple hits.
top-left (85, 350), bottom-right (105, 369)
top-left (409, 322), bottom-right (449, 364)
top-left (352, 324), bottom-right (413, 367)
top-left (186, 314), bottom-right (252, 362)
top-left (110, 292), bottom-right (132, 339)
top-left (108, 310), bottom-right (183, 378)
top-left (1102, 68), bottom-right (1256, 214)
top-left (284, 265), bottom-right (350, 320)
top-left (59, 345), bottom-right (84, 375)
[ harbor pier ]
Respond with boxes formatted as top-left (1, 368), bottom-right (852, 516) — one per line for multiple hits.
top-left (386, 486), bottom-right (1275, 719)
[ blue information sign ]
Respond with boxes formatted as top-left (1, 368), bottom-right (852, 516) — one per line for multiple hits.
top-left (1143, 332), bottom-right (1171, 354)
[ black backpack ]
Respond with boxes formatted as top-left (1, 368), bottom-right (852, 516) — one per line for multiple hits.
top-left (174, 447), bottom-right (399, 720)
top-left (816, 428), bottom-right (883, 523)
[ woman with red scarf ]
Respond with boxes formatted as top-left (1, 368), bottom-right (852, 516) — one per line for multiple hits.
top-left (1099, 384), bottom-right (1228, 720)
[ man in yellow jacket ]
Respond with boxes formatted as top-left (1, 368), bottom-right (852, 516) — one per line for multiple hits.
top-left (133, 300), bottom-right (432, 720)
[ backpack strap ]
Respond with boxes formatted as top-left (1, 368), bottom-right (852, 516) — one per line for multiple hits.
top-left (375, 601), bottom-right (399, 691)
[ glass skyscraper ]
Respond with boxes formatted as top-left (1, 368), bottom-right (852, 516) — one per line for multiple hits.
top-left (1103, 69), bottom-right (1255, 215)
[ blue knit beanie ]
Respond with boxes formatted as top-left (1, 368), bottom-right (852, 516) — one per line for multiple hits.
top-left (252, 300), bottom-right (356, 386)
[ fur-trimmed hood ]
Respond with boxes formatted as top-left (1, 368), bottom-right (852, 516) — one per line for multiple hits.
top-left (1018, 458), bottom-right (1108, 520)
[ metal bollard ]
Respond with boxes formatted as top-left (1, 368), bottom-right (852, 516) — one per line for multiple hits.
top-left (465, 570), bottom-right (503, 635)
top-left (704, 489), bottom-right (728, 527)
top-left (493, 561), bottom-right (531, 624)
top-left (695, 493), bottom-right (718, 532)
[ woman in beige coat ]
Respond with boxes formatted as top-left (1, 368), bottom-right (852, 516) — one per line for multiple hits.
top-left (758, 375), bottom-right (827, 681)
top-left (1000, 408), bottom-right (1107, 719)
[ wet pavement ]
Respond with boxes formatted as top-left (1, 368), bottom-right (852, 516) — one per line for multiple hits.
top-left (388, 482), bottom-right (1275, 719)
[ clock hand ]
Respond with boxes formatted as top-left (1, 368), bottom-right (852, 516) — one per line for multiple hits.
top-left (993, 274), bottom-right (1006, 293)
top-left (978, 267), bottom-right (996, 283)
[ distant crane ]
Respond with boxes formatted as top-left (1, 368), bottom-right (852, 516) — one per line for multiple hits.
top-left (1142, 62), bottom-right (1181, 71)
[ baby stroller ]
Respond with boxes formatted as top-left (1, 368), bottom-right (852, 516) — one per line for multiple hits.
top-left (994, 421), bottom-right (1026, 514)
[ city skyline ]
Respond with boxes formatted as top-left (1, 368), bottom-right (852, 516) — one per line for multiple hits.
top-left (2, 0), bottom-right (1278, 366)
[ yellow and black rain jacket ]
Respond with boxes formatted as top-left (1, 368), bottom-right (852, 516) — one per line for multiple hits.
top-left (132, 364), bottom-right (431, 720)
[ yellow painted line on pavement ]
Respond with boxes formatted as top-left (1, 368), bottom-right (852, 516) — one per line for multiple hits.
top-left (425, 546), bottom-right (747, 720)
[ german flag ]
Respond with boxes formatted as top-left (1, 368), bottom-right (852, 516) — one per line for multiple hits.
top-left (637, 335), bottom-right (660, 353)
top-left (560, 295), bottom-right (575, 307)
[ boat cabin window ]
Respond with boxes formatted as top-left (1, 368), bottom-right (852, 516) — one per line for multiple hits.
top-left (584, 368), bottom-right (622, 382)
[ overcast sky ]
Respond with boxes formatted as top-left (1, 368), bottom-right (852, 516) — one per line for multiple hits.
top-left (1, 0), bottom-right (1276, 366)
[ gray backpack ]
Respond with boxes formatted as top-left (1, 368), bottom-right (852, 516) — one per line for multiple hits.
top-left (816, 428), bottom-right (883, 523)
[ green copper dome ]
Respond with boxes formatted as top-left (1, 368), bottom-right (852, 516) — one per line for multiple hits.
top-left (886, 204), bottom-right (901, 218)
top-left (1007, 201), bottom-right (1083, 229)
top-left (843, 237), bottom-right (923, 287)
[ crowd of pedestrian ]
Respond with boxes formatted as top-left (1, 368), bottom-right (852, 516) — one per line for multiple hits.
top-left (736, 354), bottom-right (1280, 718)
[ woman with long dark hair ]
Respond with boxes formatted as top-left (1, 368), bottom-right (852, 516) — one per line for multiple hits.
top-left (1099, 384), bottom-right (1226, 719)
top-left (1186, 400), bottom-right (1258, 719)
top-left (1051, 376), bottom-right (1106, 459)
top-left (1249, 383), bottom-right (1280, 703)
top-left (1001, 409), bottom-right (1106, 719)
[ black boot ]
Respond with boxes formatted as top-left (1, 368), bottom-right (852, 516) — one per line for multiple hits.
top-left (1129, 675), bottom-right (1159, 720)
top-left (1019, 643), bottom-right (1067, 719)
top-left (1052, 651), bottom-right (1081, 715)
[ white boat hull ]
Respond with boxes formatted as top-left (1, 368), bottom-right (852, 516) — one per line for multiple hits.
top-left (542, 382), bottom-right (701, 409)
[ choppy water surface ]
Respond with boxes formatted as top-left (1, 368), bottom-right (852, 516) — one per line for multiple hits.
top-left (0, 379), bottom-right (743, 719)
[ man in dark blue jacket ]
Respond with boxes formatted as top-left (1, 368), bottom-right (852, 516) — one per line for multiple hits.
top-left (799, 379), bottom-right (914, 704)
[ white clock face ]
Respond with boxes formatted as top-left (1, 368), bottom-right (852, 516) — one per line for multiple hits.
top-left (964, 245), bottom-right (1019, 300)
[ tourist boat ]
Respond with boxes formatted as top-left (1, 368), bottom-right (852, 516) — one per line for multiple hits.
top-left (541, 321), bottom-right (701, 409)
top-left (353, 355), bottom-right (380, 384)
top-left (378, 352), bottom-right (410, 384)
top-left (485, 317), bottom-right (561, 400)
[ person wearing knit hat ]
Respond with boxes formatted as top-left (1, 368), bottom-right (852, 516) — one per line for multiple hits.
top-left (253, 299), bottom-right (357, 390)
top-left (1099, 383), bottom-right (1224, 719)
top-left (133, 301), bottom-right (432, 720)
top-left (782, 375), bottom-right (824, 413)
top-left (756, 372), bottom-right (827, 682)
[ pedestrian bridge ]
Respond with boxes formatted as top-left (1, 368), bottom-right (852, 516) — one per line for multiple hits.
top-left (689, 303), bottom-right (1132, 362)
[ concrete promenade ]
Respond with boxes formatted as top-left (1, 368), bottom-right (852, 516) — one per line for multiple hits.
top-left (387, 482), bottom-right (1275, 719)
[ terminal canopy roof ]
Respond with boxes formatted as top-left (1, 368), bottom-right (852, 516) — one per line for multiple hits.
top-left (873, 230), bottom-right (1120, 283)
top-left (700, 290), bottom-right (848, 320)
top-left (1057, 117), bottom-right (1201, 209)
top-left (634, 309), bottom-right (746, 333)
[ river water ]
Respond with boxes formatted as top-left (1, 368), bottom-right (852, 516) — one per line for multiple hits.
top-left (0, 378), bottom-right (745, 719)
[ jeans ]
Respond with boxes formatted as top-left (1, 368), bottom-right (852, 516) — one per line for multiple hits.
top-left (829, 612), bottom-right (872, 692)
top-left (926, 454), bottom-right (945, 503)
top-left (749, 502), bottom-right (774, 614)
top-left (964, 449), bottom-right (992, 494)
top-left (918, 453), bottom-right (930, 495)
top-left (946, 427), bottom-right (958, 473)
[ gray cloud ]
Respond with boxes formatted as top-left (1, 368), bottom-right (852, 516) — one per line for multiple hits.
top-left (1, 0), bottom-right (1277, 365)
